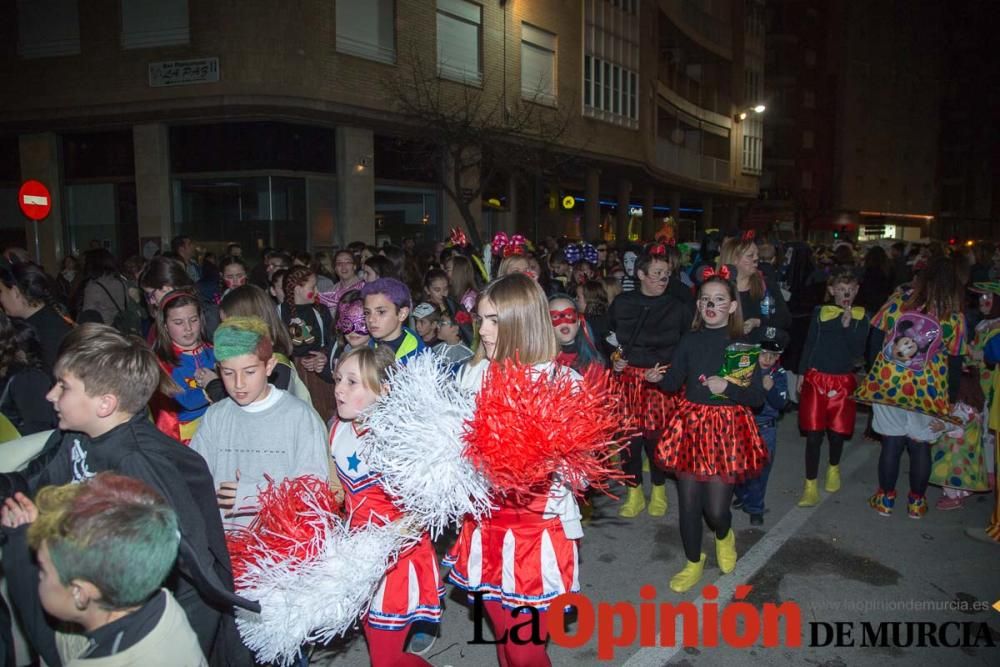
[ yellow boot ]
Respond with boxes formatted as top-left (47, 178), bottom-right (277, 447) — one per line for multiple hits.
top-left (715, 529), bottom-right (737, 574)
top-left (618, 486), bottom-right (646, 518)
top-left (825, 465), bottom-right (841, 493)
top-left (797, 479), bottom-right (820, 507)
top-left (648, 484), bottom-right (668, 517)
top-left (669, 553), bottom-right (706, 593)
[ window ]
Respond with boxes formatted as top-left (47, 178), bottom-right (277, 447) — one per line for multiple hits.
top-left (17, 0), bottom-right (80, 58)
top-left (121, 0), bottom-right (189, 49)
top-left (336, 0), bottom-right (395, 64)
top-left (583, 0), bottom-right (640, 127)
top-left (803, 91), bottom-right (816, 109)
top-left (437, 0), bottom-right (482, 85)
top-left (521, 23), bottom-right (556, 104)
top-left (802, 129), bottom-right (814, 149)
top-left (741, 118), bottom-right (763, 175)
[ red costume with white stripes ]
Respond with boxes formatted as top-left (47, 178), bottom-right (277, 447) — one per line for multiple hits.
top-left (329, 420), bottom-right (443, 631)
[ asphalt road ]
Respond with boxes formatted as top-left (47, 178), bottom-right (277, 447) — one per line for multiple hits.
top-left (315, 408), bottom-right (1000, 666)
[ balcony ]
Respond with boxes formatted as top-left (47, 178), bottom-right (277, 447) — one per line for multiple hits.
top-left (656, 138), bottom-right (730, 185)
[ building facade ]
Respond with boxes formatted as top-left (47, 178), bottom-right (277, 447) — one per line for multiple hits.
top-left (0, 0), bottom-right (765, 269)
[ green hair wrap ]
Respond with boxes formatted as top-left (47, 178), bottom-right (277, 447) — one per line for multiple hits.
top-left (214, 316), bottom-right (270, 361)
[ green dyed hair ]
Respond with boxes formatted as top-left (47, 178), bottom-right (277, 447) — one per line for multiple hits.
top-left (214, 316), bottom-right (273, 362)
top-left (28, 473), bottom-right (180, 610)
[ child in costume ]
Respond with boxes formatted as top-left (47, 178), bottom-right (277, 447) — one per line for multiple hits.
top-left (362, 278), bottom-right (426, 364)
top-left (278, 266), bottom-right (336, 423)
top-left (796, 269), bottom-right (870, 506)
top-left (931, 282), bottom-right (1000, 510)
top-left (330, 290), bottom-right (371, 369)
top-left (191, 317), bottom-right (329, 529)
top-left (150, 290), bottom-right (214, 444)
top-left (549, 294), bottom-right (607, 374)
top-left (610, 246), bottom-right (692, 518)
top-left (648, 268), bottom-right (768, 593)
top-left (733, 326), bottom-right (789, 525)
top-left (855, 255), bottom-right (967, 519)
top-left (330, 346), bottom-right (442, 666)
top-left (412, 302), bottom-right (441, 347)
top-left (446, 273), bottom-right (587, 667)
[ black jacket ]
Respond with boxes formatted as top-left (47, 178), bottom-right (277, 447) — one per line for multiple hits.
top-left (0, 414), bottom-right (255, 666)
top-left (608, 290), bottom-right (693, 368)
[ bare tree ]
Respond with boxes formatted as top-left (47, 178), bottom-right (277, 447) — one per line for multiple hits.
top-left (382, 49), bottom-right (577, 247)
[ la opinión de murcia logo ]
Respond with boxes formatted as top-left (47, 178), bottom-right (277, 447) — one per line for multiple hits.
top-left (467, 587), bottom-right (999, 660)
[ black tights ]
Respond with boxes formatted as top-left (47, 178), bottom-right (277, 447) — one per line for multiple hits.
top-left (804, 430), bottom-right (846, 480)
top-left (676, 477), bottom-right (734, 563)
top-left (622, 435), bottom-right (666, 486)
top-left (878, 435), bottom-right (931, 497)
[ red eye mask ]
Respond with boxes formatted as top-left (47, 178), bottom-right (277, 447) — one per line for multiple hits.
top-left (549, 308), bottom-right (578, 327)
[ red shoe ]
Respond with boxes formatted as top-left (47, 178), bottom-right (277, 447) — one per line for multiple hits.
top-left (935, 496), bottom-right (964, 511)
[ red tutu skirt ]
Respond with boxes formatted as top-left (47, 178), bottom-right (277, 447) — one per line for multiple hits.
top-left (655, 398), bottom-right (768, 483)
top-left (799, 370), bottom-right (858, 437)
top-left (443, 502), bottom-right (579, 611)
top-left (616, 365), bottom-right (678, 437)
top-left (367, 535), bottom-right (445, 631)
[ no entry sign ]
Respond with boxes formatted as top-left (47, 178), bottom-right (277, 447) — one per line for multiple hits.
top-left (18, 180), bottom-right (52, 221)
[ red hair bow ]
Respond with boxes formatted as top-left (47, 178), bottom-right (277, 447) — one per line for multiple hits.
top-left (493, 233), bottom-right (526, 257)
top-left (701, 265), bottom-right (731, 282)
top-left (649, 243), bottom-right (667, 257)
top-left (741, 230), bottom-right (756, 243)
top-left (449, 228), bottom-right (468, 248)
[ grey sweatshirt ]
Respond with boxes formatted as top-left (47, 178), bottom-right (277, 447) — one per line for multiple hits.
top-left (190, 386), bottom-right (329, 529)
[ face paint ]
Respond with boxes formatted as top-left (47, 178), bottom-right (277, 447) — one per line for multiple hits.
top-left (549, 307), bottom-right (578, 327)
top-left (623, 251), bottom-right (638, 276)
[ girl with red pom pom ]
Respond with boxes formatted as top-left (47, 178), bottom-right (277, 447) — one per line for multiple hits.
top-left (447, 273), bottom-right (583, 667)
top-left (646, 269), bottom-right (768, 593)
top-left (330, 345), bottom-right (443, 666)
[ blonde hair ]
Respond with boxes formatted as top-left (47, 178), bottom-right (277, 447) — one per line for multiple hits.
top-left (720, 237), bottom-right (765, 301)
top-left (470, 273), bottom-right (558, 365)
top-left (497, 256), bottom-right (531, 277)
top-left (337, 345), bottom-right (395, 395)
top-left (54, 324), bottom-right (177, 414)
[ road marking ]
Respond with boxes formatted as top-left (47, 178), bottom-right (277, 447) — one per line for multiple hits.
top-left (621, 442), bottom-right (876, 666)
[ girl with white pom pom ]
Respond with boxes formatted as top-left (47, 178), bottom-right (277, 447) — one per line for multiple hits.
top-left (330, 345), bottom-right (443, 666)
top-left (447, 273), bottom-right (582, 667)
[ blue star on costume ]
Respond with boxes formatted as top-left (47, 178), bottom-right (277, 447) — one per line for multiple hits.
top-left (347, 451), bottom-right (361, 472)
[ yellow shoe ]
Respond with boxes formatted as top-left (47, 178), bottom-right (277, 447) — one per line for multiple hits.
top-left (825, 465), bottom-right (841, 493)
top-left (797, 479), bottom-right (820, 507)
top-left (669, 553), bottom-right (706, 593)
top-left (648, 484), bottom-right (669, 517)
top-left (618, 486), bottom-right (646, 518)
top-left (715, 529), bottom-right (737, 574)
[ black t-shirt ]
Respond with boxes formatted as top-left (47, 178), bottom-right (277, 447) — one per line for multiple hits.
top-left (659, 326), bottom-right (766, 407)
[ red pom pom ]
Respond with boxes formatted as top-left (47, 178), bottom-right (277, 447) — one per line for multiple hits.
top-left (462, 360), bottom-right (634, 502)
top-left (226, 475), bottom-right (342, 585)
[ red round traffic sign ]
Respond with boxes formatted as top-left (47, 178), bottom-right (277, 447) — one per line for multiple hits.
top-left (18, 180), bottom-right (52, 221)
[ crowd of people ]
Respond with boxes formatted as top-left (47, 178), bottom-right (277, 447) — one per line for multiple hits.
top-left (0, 229), bottom-right (997, 666)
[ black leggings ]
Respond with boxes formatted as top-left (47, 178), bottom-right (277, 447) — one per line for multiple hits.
top-left (804, 430), bottom-right (846, 480)
top-left (622, 435), bottom-right (666, 486)
top-left (877, 435), bottom-right (931, 496)
top-left (676, 477), bottom-right (734, 563)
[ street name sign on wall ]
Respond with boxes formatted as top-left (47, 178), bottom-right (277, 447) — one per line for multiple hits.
top-left (149, 58), bottom-right (220, 87)
top-left (18, 180), bottom-right (51, 221)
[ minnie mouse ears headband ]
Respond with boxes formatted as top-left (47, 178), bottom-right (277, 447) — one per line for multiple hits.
top-left (492, 233), bottom-right (527, 257)
top-left (564, 243), bottom-right (599, 265)
top-left (700, 265), bottom-right (732, 282)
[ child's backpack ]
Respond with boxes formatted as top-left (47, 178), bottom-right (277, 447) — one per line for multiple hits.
top-left (882, 311), bottom-right (943, 371)
top-left (95, 277), bottom-right (145, 337)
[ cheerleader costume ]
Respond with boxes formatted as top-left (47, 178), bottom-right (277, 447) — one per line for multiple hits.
top-left (655, 326), bottom-right (769, 483)
top-left (444, 360), bottom-right (582, 612)
top-left (329, 420), bottom-right (444, 632)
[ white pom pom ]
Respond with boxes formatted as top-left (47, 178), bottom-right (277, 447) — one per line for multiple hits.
top-left (235, 517), bottom-right (416, 667)
top-left (361, 352), bottom-right (494, 538)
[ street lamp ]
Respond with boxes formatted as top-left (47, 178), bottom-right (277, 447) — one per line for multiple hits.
top-left (736, 105), bottom-right (766, 121)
